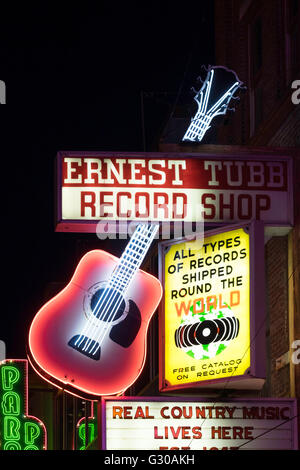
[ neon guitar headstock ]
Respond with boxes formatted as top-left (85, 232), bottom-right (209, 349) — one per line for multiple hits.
top-left (182, 65), bottom-right (245, 143)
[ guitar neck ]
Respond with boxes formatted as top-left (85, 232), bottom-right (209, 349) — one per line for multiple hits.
top-left (109, 224), bottom-right (159, 294)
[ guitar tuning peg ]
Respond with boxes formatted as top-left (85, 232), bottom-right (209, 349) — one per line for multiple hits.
top-left (231, 95), bottom-right (240, 101)
top-left (201, 65), bottom-right (209, 72)
top-left (227, 107), bottom-right (236, 112)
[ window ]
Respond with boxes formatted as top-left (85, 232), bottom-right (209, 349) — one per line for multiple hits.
top-left (251, 17), bottom-right (263, 77)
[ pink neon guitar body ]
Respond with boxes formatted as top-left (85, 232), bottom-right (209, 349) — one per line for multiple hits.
top-left (28, 249), bottom-right (162, 398)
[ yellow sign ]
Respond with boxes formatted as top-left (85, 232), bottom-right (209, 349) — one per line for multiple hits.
top-left (161, 227), bottom-right (250, 389)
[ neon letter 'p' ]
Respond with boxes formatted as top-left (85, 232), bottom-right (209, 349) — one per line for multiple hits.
top-left (1, 366), bottom-right (20, 391)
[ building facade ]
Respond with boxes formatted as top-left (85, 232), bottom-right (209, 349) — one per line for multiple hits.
top-left (213, 0), bottom-right (300, 401)
top-left (157, 0), bottom-right (300, 448)
top-left (14, 0), bottom-right (300, 450)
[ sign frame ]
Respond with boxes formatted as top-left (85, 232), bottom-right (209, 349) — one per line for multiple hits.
top-left (101, 396), bottom-right (298, 450)
top-left (158, 220), bottom-right (266, 392)
top-left (55, 150), bottom-right (294, 232)
top-left (0, 359), bottom-right (47, 450)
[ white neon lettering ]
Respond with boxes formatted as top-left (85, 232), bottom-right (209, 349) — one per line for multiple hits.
top-left (223, 161), bottom-right (244, 187)
top-left (148, 160), bottom-right (166, 185)
top-left (104, 159), bottom-right (126, 184)
top-left (266, 163), bottom-right (284, 188)
top-left (64, 158), bottom-right (82, 184)
top-left (204, 161), bottom-right (222, 186)
top-left (128, 160), bottom-right (146, 184)
top-left (168, 160), bottom-right (186, 185)
top-left (85, 158), bottom-right (104, 184)
top-left (247, 162), bottom-right (264, 187)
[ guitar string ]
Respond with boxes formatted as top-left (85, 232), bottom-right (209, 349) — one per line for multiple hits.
top-left (186, 71), bottom-right (238, 140)
top-left (203, 68), bottom-right (213, 113)
top-left (75, 226), bottom-right (146, 347)
top-left (77, 224), bottom-right (154, 353)
top-left (81, 225), bottom-right (152, 353)
top-left (75, 224), bottom-right (150, 350)
top-left (207, 81), bottom-right (239, 114)
top-left (200, 82), bottom-right (240, 133)
top-left (184, 69), bottom-right (213, 141)
top-left (87, 224), bottom-right (158, 356)
top-left (84, 224), bottom-right (154, 346)
top-left (85, 225), bottom-right (156, 356)
top-left (183, 78), bottom-right (207, 141)
top-left (91, 225), bottom-right (158, 353)
top-left (88, 230), bottom-right (157, 356)
top-left (91, 224), bottom-right (150, 323)
top-left (76, 225), bottom-right (149, 352)
top-left (87, 224), bottom-right (158, 355)
top-left (187, 75), bottom-right (240, 141)
top-left (185, 70), bottom-right (240, 141)
top-left (189, 70), bottom-right (213, 140)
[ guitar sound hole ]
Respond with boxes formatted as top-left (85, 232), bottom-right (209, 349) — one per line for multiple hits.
top-left (90, 287), bottom-right (126, 322)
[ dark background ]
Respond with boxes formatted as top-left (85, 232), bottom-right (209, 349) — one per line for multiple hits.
top-left (0, 2), bottom-right (215, 357)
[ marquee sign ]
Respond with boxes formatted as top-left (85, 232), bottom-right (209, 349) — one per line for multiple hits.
top-left (158, 221), bottom-right (266, 391)
top-left (0, 359), bottom-right (47, 450)
top-left (103, 397), bottom-right (298, 450)
top-left (55, 151), bottom-right (293, 232)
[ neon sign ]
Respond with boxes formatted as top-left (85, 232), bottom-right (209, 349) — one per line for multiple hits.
top-left (56, 151), bottom-right (293, 232)
top-left (28, 223), bottom-right (162, 399)
top-left (182, 66), bottom-right (244, 143)
top-left (0, 359), bottom-right (47, 450)
top-left (76, 402), bottom-right (97, 450)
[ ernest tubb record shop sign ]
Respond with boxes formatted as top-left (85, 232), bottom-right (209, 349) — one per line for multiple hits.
top-left (55, 151), bottom-right (293, 232)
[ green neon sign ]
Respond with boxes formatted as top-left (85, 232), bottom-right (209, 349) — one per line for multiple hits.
top-left (0, 360), bottom-right (47, 450)
top-left (76, 410), bottom-right (98, 450)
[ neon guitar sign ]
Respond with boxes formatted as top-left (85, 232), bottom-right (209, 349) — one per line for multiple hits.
top-left (28, 223), bottom-right (162, 399)
top-left (182, 65), bottom-right (244, 143)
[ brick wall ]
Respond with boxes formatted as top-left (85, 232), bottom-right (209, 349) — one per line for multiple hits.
top-left (214, 0), bottom-right (300, 146)
top-left (269, 106), bottom-right (300, 147)
top-left (265, 237), bottom-right (290, 397)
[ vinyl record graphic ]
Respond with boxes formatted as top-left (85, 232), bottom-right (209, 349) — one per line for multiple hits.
top-left (174, 301), bottom-right (240, 360)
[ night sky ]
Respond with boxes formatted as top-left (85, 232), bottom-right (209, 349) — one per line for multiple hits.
top-left (0, 3), bottom-right (215, 358)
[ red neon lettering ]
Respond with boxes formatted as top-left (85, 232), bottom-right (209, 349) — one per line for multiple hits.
top-left (81, 191), bottom-right (95, 217)
top-left (219, 193), bottom-right (234, 220)
top-left (135, 192), bottom-right (150, 218)
top-left (255, 195), bottom-right (271, 219)
top-left (172, 193), bottom-right (187, 219)
top-left (99, 191), bottom-right (113, 217)
top-left (116, 192), bottom-right (131, 218)
top-left (201, 193), bottom-right (216, 219)
top-left (153, 193), bottom-right (168, 218)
